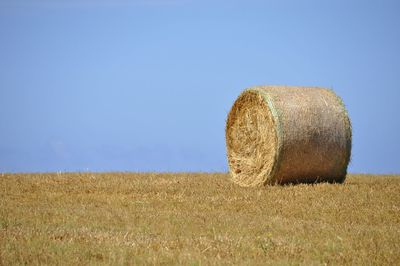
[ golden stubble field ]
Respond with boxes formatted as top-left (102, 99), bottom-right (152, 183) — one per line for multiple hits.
top-left (0, 173), bottom-right (399, 265)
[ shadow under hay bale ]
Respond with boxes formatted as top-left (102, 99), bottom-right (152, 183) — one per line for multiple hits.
top-left (225, 86), bottom-right (352, 187)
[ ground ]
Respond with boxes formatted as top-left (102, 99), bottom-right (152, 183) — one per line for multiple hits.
top-left (1, 173), bottom-right (399, 265)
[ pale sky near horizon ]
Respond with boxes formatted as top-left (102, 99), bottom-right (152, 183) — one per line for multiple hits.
top-left (0, 0), bottom-right (399, 173)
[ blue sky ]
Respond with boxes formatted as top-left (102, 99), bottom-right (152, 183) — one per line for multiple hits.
top-left (0, 0), bottom-right (399, 173)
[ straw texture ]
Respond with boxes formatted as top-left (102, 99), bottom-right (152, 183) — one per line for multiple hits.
top-left (226, 86), bottom-right (352, 186)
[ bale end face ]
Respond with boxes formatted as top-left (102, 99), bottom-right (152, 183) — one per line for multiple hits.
top-left (225, 89), bottom-right (279, 186)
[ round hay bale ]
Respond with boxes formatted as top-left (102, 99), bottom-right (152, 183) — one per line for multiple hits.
top-left (225, 86), bottom-right (352, 186)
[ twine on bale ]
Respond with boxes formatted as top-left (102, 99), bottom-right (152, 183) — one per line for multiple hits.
top-left (225, 86), bottom-right (352, 187)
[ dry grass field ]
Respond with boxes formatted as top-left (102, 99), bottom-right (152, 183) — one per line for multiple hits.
top-left (1, 173), bottom-right (399, 265)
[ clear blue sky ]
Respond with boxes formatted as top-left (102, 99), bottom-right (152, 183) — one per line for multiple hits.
top-left (0, 0), bottom-right (399, 173)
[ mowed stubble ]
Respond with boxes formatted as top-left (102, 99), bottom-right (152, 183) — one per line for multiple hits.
top-left (1, 173), bottom-right (399, 265)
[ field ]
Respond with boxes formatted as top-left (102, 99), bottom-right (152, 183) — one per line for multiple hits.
top-left (1, 173), bottom-right (399, 265)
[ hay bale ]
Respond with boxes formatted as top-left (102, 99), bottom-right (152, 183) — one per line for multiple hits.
top-left (225, 86), bottom-right (352, 186)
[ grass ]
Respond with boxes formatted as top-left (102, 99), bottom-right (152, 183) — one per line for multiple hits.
top-left (1, 173), bottom-right (399, 265)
